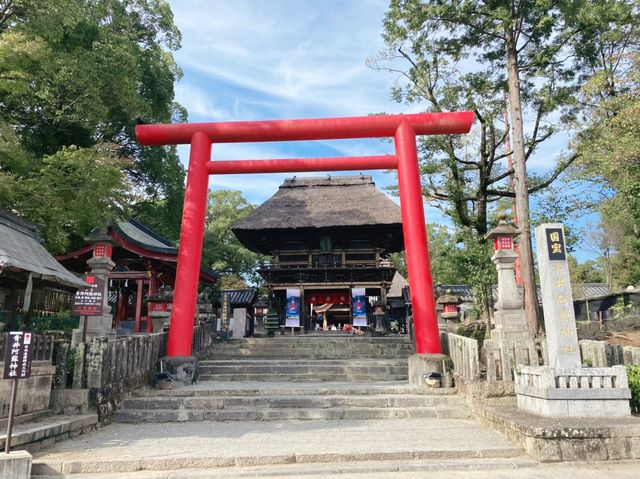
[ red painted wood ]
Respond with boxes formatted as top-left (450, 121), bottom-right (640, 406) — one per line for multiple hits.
top-left (395, 123), bottom-right (440, 354)
top-left (166, 131), bottom-right (211, 357)
top-left (206, 155), bottom-right (398, 175)
top-left (136, 112), bottom-right (474, 357)
top-left (136, 112), bottom-right (474, 145)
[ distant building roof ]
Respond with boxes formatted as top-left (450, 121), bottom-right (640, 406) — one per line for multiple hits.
top-left (232, 175), bottom-right (404, 254)
top-left (0, 210), bottom-right (86, 289)
top-left (434, 283), bottom-right (611, 304)
top-left (388, 272), bottom-right (409, 298)
top-left (223, 288), bottom-right (258, 307)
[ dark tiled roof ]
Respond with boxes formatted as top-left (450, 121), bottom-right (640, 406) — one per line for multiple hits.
top-left (111, 219), bottom-right (217, 281)
top-left (112, 219), bottom-right (177, 254)
top-left (223, 288), bottom-right (258, 307)
top-left (0, 210), bottom-right (87, 289)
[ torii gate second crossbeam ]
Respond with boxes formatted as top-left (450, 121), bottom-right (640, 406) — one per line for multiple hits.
top-left (135, 112), bottom-right (474, 358)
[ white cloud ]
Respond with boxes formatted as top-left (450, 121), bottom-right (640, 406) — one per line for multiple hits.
top-left (168, 0), bottom-right (410, 118)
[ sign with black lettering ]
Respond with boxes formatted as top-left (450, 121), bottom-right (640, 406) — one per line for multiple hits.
top-left (545, 228), bottom-right (566, 261)
top-left (3, 331), bottom-right (34, 379)
top-left (72, 275), bottom-right (105, 316)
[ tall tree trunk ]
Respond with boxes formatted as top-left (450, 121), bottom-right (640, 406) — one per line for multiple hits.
top-left (505, 28), bottom-right (541, 336)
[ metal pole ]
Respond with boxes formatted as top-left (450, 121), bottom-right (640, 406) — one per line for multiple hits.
top-left (395, 123), bottom-right (441, 354)
top-left (5, 378), bottom-right (18, 453)
top-left (166, 131), bottom-right (211, 357)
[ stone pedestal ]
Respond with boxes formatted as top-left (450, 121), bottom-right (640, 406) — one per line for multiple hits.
top-left (231, 308), bottom-right (246, 338)
top-left (161, 356), bottom-right (199, 386)
top-left (150, 312), bottom-right (169, 332)
top-left (0, 450), bottom-right (32, 479)
top-left (373, 311), bottom-right (385, 334)
top-left (515, 365), bottom-right (631, 417)
top-left (408, 353), bottom-right (447, 386)
top-left (515, 224), bottom-right (631, 417)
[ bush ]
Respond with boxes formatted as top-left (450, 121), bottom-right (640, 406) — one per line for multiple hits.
top-left (626, 364), bottom-right (640, 414)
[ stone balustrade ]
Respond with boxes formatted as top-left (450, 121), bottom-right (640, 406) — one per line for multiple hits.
top-left (440, 331), bottom-right (480, 381)
top-left (515, 364), bottom-right (631, 416)
top-left (516, 365), bottom-right (629, 391)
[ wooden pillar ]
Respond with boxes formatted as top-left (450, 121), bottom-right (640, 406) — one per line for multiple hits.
top-left (134, 279), bottom-right (143, 333)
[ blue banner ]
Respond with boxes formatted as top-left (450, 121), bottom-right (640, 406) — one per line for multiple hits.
top-left (352, 288), bottom-right (367, 327)
top-left (285, 288), bottom-right (301, 327)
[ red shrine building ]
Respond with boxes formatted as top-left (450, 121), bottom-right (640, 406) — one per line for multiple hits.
top-left (232, 175), bottom-right (403, 331)
top-left (58, 220), bottom-right (217, 333)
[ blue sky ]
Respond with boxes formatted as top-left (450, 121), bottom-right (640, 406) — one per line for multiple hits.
top-left (167, 0), bottom-right (595, 261)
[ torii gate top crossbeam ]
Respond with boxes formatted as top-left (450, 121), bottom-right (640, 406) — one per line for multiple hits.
top-left (135, 112), bottom-right (474, 145)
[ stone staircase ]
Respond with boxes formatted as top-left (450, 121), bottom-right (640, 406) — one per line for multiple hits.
top-left (33, 336), bottom-right (534, 478)
top-left (115, 335), bottom-right (469, 423)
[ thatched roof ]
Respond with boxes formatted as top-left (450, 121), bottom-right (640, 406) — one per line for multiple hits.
top-left (0, 209), bottom-right (87, 289)
top-left (232, 175), bottom-right (404, 254)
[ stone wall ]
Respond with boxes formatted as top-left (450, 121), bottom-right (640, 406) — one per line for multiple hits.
top-left (579, 340), bottom-right (640, 367)
top-left (53, 320), bottom-right (216, 421)
top-left (440, 332), bottom-right (639, 386)
top-left (0, 361), bottom-right (55, 421)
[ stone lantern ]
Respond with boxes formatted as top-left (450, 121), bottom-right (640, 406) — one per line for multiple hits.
top-left (72, 229), bottom-right (116, 345)
top-left (484, 218), bottom-right (532, 345)
top-left (485, 218), bottom-right (522, 311)
top-left (436, 290), bottom-right (460, 321)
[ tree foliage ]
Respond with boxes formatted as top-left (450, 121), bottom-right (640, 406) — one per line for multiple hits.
top-left (0, 0), bottom-right (185, 251)
top-left (375, 0), bottom-right (640, 328)
top-left (570, 2), bottom-right (640, 288)
top-left (202, 190), bottom-right (264, 285)
top-left (390, 224), bottom-right (496, 319)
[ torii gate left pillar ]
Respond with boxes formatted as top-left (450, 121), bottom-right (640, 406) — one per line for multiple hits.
top-left (135, 112), bottom-right (473, 384)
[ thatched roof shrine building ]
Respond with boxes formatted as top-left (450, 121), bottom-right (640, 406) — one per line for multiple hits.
top-left (233, 175), bottom-right (407, 332)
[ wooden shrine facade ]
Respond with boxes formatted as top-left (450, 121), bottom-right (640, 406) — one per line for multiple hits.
top-left (233, 175), bottom-right (403, 331)
top-left (58, 220), bottom-right (216, 333)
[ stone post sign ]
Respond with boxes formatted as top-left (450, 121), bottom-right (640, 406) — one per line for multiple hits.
top-left (513, 223), bottom-right (631, 417)
top-left (535, 224), bottom-right (581, 369)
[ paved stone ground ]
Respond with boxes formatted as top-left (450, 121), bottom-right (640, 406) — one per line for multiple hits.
top-left (32, 458), bottom-right (640, 479)
top-left (32, 418), bottom-right (525, 475)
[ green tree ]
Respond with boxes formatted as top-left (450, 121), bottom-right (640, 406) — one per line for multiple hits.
top-left (376, 0), bottom-right (633, 335)
top-left (569, 3), bottom-right (640, 288)
top-left (389, 224), bottom-right (495, 318)
top-left (0, 0), bottom-right (185, 247)
top-left (202, 190), bottom-right (264, 284)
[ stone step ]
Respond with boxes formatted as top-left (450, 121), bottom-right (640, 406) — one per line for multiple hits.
top-left (0, 413), bottom-right (98, 452)
top-left (122, 394), bottom-right (465, 410)
top-left (200, 365), bottom-right (408, 375)
top-left (31, 418), bottom-right (524, 476)
top-left (131, 384), bottom-right (457, 398)
top-left (115, 406), bottom-right (470, 423)
top-left (32, 456), bottom-right (540, 478)
top-left (208, 348), bottom-right (413, 359)
top-left (198, 373), bottom-right (409, 382)
top-left (200, 359), bottom-right (409, 366)
top-left (216, 337), bottom-right (413, 343)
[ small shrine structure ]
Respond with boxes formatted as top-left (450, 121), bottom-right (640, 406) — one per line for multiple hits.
top-left (58, 219), bottom-right (217, 336)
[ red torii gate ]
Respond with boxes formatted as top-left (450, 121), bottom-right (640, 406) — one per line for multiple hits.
top-left (135, 112), bottom-right (474, 358)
